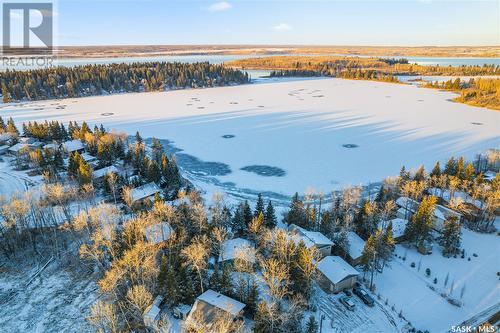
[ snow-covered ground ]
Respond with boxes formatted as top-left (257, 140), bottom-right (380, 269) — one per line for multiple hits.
top-left (0, 261), bottom-right (97, 333)
top-left (0, 157), bottom-right (33, 199)
top-left (3, 78), bottom-right (499, 200)
top-left (373, 222), bottom-right (500, 333)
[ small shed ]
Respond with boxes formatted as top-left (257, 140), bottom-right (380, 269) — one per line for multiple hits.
top-left (317, 256), bottom-right (359, 293)
top-left (143, 295), bottom-right (164, 329)
top-left (344, 231), bottom-right (365, 266)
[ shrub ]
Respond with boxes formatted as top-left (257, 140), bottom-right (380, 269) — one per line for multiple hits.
top-left (411, 262), bottom-right (416, 268)
top-left (433, 278), bottom-right (438, 284)
top-left (425, 268), bottom-right (431, 276)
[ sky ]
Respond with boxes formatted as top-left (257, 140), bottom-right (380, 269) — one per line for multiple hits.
top-left (20, 0), bottom-right (500, 46)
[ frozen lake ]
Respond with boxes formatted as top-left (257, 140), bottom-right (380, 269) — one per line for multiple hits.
top-left (4, 78), bottom-right (500, 199)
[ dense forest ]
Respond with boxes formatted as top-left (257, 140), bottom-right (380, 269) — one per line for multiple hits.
top-left (0, 62), bottom-right (250, 102)
top-left (229, 55), bottom-right (500, 76)
top-left (425, 78), bottom-right (500, 110)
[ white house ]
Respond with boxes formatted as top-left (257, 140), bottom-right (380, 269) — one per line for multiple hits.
top-left (288, 224), bottom-right (334, 257)
top-left (316, 256), bottom-right (360, 293)
top-left (188, 290), bottom-right (245, 324)
top-left (219, 238), bottom-right (255, 264)
top-left (8, 142), bottom-right (29, 155)
top-left (145, 222), bottom-right (173, 245)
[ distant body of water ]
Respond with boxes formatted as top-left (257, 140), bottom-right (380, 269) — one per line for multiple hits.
top-left (1, 54), bottom-right (499, 73)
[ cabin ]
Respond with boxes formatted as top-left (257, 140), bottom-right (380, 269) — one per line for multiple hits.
top-left (316, 256), bottom-right (360, 293)
top-left (92, 165), bottom-right (121, 181)
top-left (484, 171), bottom-right (497, 182)
top-left (8, 142), bottom-right (30, 156)
top-left (428, 187), bottom-right (483, 210)
top-left (288, 224), bottom-right (334, 257)
top-left (145, 222), bottom-right (173, 245)
top-left (43, 142), bottom-right (60, 152)
top-left (396, 196), bottom-right (463, 231)
top-left (130, 182), bottom-right (161, 207)
top-left (62, 139), bottom-right (85, 155)
top-left (219, 238), bottom-right (255, 265)
top-left (188, 289), bottom-right (245, 324)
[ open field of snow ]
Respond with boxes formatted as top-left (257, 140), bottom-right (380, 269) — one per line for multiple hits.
top-left (3, 78), bottom-right (499, 199)
top-left (374, 222), bottom-right (500, 332)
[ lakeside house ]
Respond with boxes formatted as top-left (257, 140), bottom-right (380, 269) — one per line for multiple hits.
top-left (188, 289), bottom-right (245, 324)
top-left (316, 256), bottom-right (360, 293)
top-left (62, 139), bottom-right (85, 154)
top-left (130, 182), bottom-right (161, 206)
top-left (92, 165), bottom-right (121, 181)
top-left (288, 224), bottom-right (334, 257)
top-left (396, 196), bottom-right (463, 231)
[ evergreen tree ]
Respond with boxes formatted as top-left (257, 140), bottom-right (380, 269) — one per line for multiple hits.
top-left (284, 192), bottom-right (307, 227)
top-left (243, 200), bottom-right (253, 226)
top-left (305, 315), bottom-right (319, 333)
top-left (456, 156), bottom-right (465, 179)
top-left (464, 163), bottom-right (475, 181)
top-left (6, 117), bottom-right (19, 135)
top-left (264, 200), bottom-right (277, 229)
top-left (440, 216), bottom-right (461, 257)
top-left (404, 196), bottom-right (437, 246)
top-left (444, 157), bottom-right (456, 175)
top-left (431, 161), bottom-right (441, 177)
top-left (0, 116), bottom-right (5, 132)
top-left (255, 193), bottom-right (265, 218)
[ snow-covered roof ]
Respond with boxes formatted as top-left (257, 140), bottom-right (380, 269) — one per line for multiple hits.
top-left (131, 182), bottom-right (161, 203)
top-left (0, 144), bottom-right (9, 152)
top-left (81, 153), bottom-right (97, 162)
top-left (317, 256), bottom-right (359, 284)
top-left (62, 139), bottom-right (85, 152)
top-left (195, 289), bottom-right (245, 316)
top-left (380, 218), bottom-right (408, 239)
top-left (484, 171), bottom-right (497, 182)
top-left (19, 137), bottom-right (36, 144)
top-left (0, 133), bottom-right (13, 142)
top-left (43, 143), bottom-right (59, 150)
top-left (143, 296), bottom-right (163, 327)
top-left (428, 187), bottom-right (483, 209)
top-left (93, 165), bottom-right (119, 179)
top-left (8, 142), bottom-right (29, 153)
top-left (219, 238), bottom-right (254, 263)
top-left (145, 222), bottom-right (173, 245)
top-left (395, 196), bottom-right (419, 211)
top-left (289, 224), bottom-right (333, 249)
top-left (346, 231), bottom-right (365, 260)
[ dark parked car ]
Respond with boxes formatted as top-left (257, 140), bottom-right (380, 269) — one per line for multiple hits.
top-left (343, 289), bottom-right (353, 297)
top-left (353, 287), bottom-right (375, 307)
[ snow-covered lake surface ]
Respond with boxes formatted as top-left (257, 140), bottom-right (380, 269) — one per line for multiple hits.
top-left (4, 78), bottom-right (500, 200)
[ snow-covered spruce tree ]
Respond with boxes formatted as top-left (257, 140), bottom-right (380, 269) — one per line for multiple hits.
top-left (283, 192), bottom-right (307, 228)
top-left (439, 216), bottom-right (462, 257)
top-left (255, 193), bottom-right (265, 218)
top-left (404, 196), bottom-right (437, 247)
top-left (264, 200), bottom-right (277, 229)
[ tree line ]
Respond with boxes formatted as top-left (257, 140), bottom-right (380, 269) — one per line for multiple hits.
top-left (0, 62), bottom-right (250, 102)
